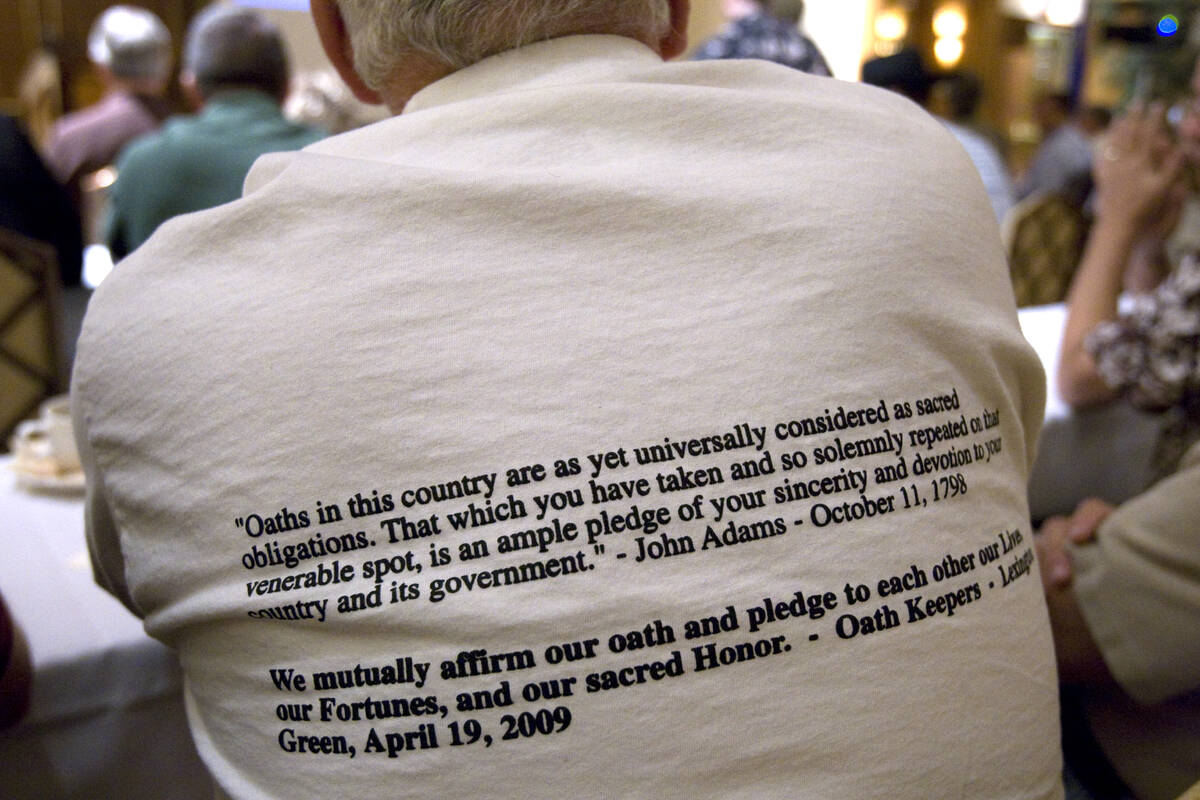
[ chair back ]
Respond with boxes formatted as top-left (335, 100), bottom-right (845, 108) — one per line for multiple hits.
top-left (1002, 192), bottom-right (1088, 307)
top-left (0, 227), bottom-right (65, 451)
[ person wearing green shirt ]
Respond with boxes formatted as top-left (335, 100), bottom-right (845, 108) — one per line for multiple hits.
top-left (106, 5), bottom-right (325, 259)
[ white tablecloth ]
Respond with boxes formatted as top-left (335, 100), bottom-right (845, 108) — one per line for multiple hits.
top-left (0, 461), bottom-right (212, 799)
top-left (1018, 303), bottom-right (1162, 520)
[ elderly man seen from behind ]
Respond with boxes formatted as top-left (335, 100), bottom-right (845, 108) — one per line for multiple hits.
top-left (73, 1), bottom-right (1061, 798)
top-left (106, 5), bottom-right (324, 258)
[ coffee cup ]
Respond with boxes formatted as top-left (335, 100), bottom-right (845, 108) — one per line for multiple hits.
top-left (39, 395), bottom-right (80, 472)
top-left (10, 419), bottom-right (55, 476)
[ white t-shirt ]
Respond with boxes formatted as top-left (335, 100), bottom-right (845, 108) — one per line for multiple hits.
top-left (74, 35), bottom-right (1060, 800)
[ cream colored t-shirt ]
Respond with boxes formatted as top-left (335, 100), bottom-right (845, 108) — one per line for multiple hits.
top-left (74, 35), bottom-right (1060, 800)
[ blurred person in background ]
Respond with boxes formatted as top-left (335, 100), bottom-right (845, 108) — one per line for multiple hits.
top-left (1018, 92), bottom-right (1094, 209)
top-left (931, 72), bottom-right (1009, 161)
top-left (45, 5), bottom-right (173, 206)
top-left (0, 114), bottom-right (83, 287)
top-left (693, 0), bottom-right (830, 76)
top-left (18, 46), bottom-right (65, 153)
top-left (1077, 106), bottom-right (1113, 141)
top-left (105, 5), bottom-right (324, 259)
top-left (863, 50), bottom-right (1014, 222)
top-left (931, 71), bottom-right (1015, 222)
top-left (284, 71), bottom-right (388, 135)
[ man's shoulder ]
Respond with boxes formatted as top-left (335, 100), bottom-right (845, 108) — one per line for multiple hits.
top-left (78, 195), bottom-right (251, 364)
top-left (52, 94), bottom-right (150, 145)
top-left (50, 98), bottom-right (117, 142)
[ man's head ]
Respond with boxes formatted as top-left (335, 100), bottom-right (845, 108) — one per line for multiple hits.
top-left (1076, 105), bottom-right (1111, 138)
top-left (935, 72), bottom-right (983, 122)
top-left (182, 5), bottom-right (290, 105)
top-left (1032, 92), bottom-right (1073, 133)
top-left (312, 0), bottom-right (688, 112)
top-left (862, 48), bottom-right (934, 107)
top-left (87, 5), bottom-right (172, 94)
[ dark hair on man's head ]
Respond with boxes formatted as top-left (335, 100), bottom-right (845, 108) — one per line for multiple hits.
top-left (184, 5), bottom-right (289, 100)
top-left (1036, 92), bottom-right (1074, 113)
top-left (862, 48), bottom-right (934, 106)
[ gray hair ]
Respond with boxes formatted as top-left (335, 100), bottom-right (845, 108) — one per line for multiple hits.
top-left (185, 5), bottom-right (289, 99)
top-left (335, 0), bottom-right (672, 90)
top-left (87, 5), bottom-right (172, 81)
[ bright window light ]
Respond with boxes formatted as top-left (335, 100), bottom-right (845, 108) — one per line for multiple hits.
top-left (1044, 0), bottom-right (1085, 27)
top-left (82, 244), bottom-right (114, 289)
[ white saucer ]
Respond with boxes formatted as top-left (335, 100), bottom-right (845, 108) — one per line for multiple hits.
top-left (11, 464), bottom-right (87, 494)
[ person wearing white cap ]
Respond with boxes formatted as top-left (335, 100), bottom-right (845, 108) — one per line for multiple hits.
top-left (46, 5), bottom-right (173, 197)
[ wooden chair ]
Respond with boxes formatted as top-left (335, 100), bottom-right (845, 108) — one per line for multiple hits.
top-left (1002, 192), bottom-right (1088, 308)
top-left (0, 227), bottom-right (65, 451)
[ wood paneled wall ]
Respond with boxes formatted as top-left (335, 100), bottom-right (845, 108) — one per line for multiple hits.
top-left (1, 0), bottom-right (210, 125)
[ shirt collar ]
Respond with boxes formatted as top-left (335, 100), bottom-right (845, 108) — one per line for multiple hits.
top-left (404, 35), bottom-right (663, 114)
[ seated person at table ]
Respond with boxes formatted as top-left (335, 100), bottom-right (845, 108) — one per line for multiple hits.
top-left (0, 591), bottom-right (32, 729)
top-left (692, 0), bottom-right (830, 76)
top-left (1058, 106), bottom-right (1200, 481)
top-left (105, 5), bottom-right (324, 259)
top-left (72, 0), bottom-right (1061, 797)
top-left (1036, 448), bottom-right (1200, 800)
top-left (1018, 93), bottom-right (1094, 210)
top-left (46, 6), bottom-right (173, 208)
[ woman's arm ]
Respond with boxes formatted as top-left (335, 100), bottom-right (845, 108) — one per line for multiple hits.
top-left (1058, 107), bottom-right (1186, 408)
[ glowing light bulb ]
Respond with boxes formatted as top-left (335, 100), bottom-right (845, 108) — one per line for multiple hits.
top-left (874, 10), bottom-right (908, 41)
top-left (934, 36), bottom-right (965, 67)
top-left (933, 6), bottom-right (968, 38)
top-left (1158, 14), bottom-right (1180, 36)
top-left (1044, 0), bottom-right (1085, 27)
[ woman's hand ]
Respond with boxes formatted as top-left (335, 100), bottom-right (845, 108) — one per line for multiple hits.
top-left (1094, 104), bottom-right (1186, 237)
